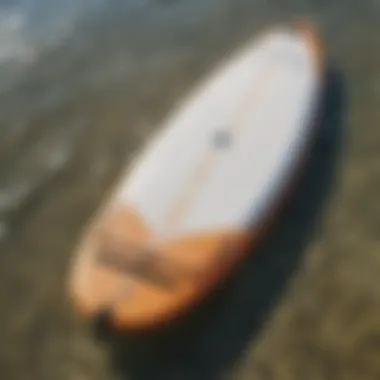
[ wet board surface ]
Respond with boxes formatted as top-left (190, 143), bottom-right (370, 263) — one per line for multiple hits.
top-left (69, 22), bottom-right (323, 330)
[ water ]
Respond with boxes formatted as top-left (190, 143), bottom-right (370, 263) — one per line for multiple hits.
top-left (0, 1), bottom-right (379, 379)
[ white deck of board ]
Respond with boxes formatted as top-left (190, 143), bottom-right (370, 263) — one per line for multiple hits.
top-left (115, 28), bottom-right (320, 238)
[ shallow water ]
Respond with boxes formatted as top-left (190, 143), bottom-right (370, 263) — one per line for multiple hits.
top-left (0, 1), bottom-right (379, 380)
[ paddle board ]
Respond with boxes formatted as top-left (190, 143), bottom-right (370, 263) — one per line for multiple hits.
top-left (68, 21), bottom-right (324, 330)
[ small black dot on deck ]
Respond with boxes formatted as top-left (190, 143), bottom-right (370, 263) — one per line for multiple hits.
top-left (212, 129), bottom-right (232, 149)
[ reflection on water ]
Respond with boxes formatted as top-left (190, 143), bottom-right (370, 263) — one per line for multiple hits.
top-left (0, 1), bottom-right (379, 380)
